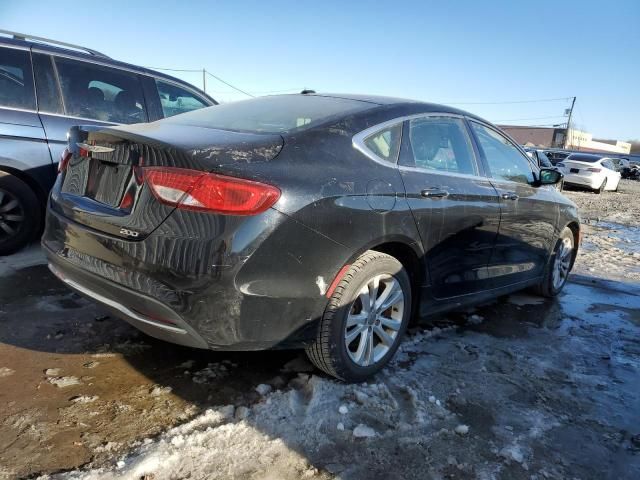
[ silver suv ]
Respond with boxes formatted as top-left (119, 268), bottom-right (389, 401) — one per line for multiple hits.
top-left (0, 30), bottom-right (216, 254)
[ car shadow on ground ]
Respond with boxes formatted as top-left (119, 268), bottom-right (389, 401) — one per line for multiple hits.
top-left (1, 261), bottom-right (639, 479)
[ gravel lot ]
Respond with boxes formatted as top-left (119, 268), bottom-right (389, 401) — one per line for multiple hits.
top-left (0, 181), bottom-right (639, 480)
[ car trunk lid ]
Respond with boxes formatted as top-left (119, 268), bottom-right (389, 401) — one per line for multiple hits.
top-left (51, 124), bottom-right (284, 240)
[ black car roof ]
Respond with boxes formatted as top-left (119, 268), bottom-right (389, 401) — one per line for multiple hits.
top-left (308, 93), bottom-right (488, 123)
top-left (0, 35), bottom-right (216, 104)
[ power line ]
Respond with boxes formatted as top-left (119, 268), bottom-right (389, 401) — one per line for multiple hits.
top-left (492, 115), bottom-right (568, 122)
top-left (143, 65), bottom-right (256, 98)
top-left (205, 70), bottom-right (255, 98)
top-left (144, 66), bottom-right (202, 73)
top-left (443, 97), bottom-right (572, 105)
top-left (498, 123), bottom-right (567, 128)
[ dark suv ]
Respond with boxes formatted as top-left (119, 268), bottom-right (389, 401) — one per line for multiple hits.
top-left (0, 30), bottom-right (216, 254)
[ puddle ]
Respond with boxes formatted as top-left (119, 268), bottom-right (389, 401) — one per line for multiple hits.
top-left (591, 221), bottom-right (640, 255)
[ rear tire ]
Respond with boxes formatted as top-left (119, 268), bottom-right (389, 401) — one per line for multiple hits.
top-left (533, 227), bottom-right (575, 298)
top-left (595, 178), bottom-right (607, 194)
top-left (306, 250), bottom-right (411, 382)
top-left (0, 173), bottom-right (41, 256)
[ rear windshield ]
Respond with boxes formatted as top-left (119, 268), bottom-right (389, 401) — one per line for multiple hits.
top-left (166, 95), bottom-right (373, 133)
top-left (566, 154), bottom-right (602, 163)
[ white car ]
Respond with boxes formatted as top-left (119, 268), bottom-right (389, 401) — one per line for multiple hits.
top-left (557, 153), bottom-right (621, 193)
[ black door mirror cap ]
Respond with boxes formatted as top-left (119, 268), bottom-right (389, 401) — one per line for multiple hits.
top-left (537, 168), bottom-right (564, 186)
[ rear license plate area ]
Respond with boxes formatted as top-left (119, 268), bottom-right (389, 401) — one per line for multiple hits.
top-left (85, 160), bottom-right (132, 207)
top-left (570, 168), bottom-right (579, 173)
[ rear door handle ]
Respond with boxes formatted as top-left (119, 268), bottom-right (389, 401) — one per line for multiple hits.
top-left (421, 188), bottom-right (449, 199)
top-left (501, 192), bottom-right (519, 201)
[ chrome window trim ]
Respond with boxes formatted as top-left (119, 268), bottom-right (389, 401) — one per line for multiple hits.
top-left (0, 105), bottom-right (38, 115)
top-left (352, 118), bottom-right (404, 166)
top-left (354, 112), bottom-right (484, 177)
top-left (0, 43), bottom-right (30, 52)
top-left (37, 110), bottom-right (118, 125)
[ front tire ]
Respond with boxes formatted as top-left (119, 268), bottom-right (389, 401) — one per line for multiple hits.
top-left (534, 227), bottom-right (575, 297)
top-left (0, 173), bottom-right (40, 256)
top-left (306, 250), bottom-right (411, 382)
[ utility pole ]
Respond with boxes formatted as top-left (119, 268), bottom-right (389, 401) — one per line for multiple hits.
top-left (564, 96), bottom-right (576, 149)
top-left (202, 68), bottom-right (206, 94)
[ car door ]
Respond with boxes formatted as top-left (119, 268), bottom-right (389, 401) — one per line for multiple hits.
top-left (0, 46), bottom-right (53, 193)
top-left (398, 114), bottom-right (501, 299)
top-left (602, 159), bottom-right (621, 189)
top-left (33, 52), bottom-right (148, 170)
top-left (468, 121), bottom-right (558, 288)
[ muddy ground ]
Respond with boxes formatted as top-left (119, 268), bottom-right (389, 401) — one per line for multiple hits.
top-left (0, 181), bottom-right (639, 479)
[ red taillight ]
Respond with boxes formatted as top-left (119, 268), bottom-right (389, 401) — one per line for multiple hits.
top-left (58, 148), bottom-right (72, 173)
top-left (587, 168), bottom-right (602, 172)
top-left (142, 167), bottom-right (280, 215)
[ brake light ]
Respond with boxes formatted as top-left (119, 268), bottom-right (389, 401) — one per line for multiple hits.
top-left (142, 167), bottom-right (280, 215)
top-left (587, 168), bottom-right (602, 172)
top-left (58, 148), bottom-right (72, 173)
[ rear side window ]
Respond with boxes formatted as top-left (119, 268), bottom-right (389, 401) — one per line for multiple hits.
top-left (156, 79), bottom-right (208, 117)
top-left (168, 95), bottom-right (372, 133)
top-left (0, 47), bottom-right (35, 110)
top-left (404, 117), bottom-right (477, 175)
top-left (54, 57), bottom-right (147, 124)
top-left (470, 122), bottom-right (534, 184)
top-left (363, 124), bottom-right (402, 163)
top-left (32, 53), bottom-right (63, 114)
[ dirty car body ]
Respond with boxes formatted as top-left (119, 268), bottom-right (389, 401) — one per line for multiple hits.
top-left (42, 94), bottom-right (579, 355)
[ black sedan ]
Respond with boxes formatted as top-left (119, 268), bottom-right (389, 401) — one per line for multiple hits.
top-left (42, 93), bottom-right (578, 382)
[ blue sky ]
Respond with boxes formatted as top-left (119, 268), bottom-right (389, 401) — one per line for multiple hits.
top-left (2, 0), bottom-right (639, 139)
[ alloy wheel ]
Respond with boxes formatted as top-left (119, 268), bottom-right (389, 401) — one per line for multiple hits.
top-left (344, 274), bottom-right (405, 367)
top-left (0, 188), bottom-right (24, 240)
top-left (552, 237), bottom-right (573, 290)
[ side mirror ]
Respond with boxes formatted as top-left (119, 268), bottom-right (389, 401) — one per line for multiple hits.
top-left (538, 168), bottom-right (563, 185)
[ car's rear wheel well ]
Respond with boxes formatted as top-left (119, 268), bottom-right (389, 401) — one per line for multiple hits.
top-left (0, 166), bottom-right (48, 204)
top-left (369, 241), bottom-right (422, 323)
top-left (565, 221), bottom-right (580, 268)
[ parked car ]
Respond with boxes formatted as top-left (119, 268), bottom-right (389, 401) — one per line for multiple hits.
top-left (43, 93), bottom-right (578, 382)
top-left (524, 148), bottom-right (554, 169)
top-left (0, 30), bottom-right (216, 255)
top-left (543, 150), bottom-right (571, 165)
top-left (611, 157), bottom-right (640, 180)
top-left (557, 153), bottom-right (622, 193)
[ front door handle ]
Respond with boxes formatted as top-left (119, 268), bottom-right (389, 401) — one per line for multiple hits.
top-left (501, 192), bottom-right (519, 201)
top-left (421, 188), bottom-right (449, 199)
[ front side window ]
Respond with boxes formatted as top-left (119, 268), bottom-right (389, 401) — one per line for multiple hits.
top-left (54, 57), bottom-right (146, 124)
top-left (363, 123), bottom-right (402, 163)
top-left (0, 47), bottom-right (35, 110)
top-left (404, 116), bottom-right (477, 175)
top-left (470, 122), bottom-right (534, 184)
top-left (156, 79), bottom-right (208, 118)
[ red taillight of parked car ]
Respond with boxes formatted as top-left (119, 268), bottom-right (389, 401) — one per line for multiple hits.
top-left (587, 168), bottom-right (602, 172)
top-left (141, 167), bottom-right (280, 215)
top-left (58, 148), bottom-right (72, 173)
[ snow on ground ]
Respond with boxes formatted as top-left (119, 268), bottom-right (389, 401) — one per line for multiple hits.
top-left (43, 284), bottom-right (640, 480)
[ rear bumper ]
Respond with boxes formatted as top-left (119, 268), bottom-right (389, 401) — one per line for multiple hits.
top-left (46, 256), bottom-right (209, 349)
top-left (562, 173), bottom-right (602, 189)
top-left (42, 204), bottom-right (346, 351)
